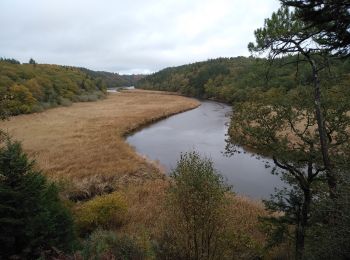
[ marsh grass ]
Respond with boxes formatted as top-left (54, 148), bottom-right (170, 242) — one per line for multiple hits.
top-left (0, 90), bottom-right (199, 199)
top-left (0, 90), bottom-right (280, 256)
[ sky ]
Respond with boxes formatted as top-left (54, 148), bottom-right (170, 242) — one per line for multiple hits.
top-left (0, 0), bottom-right (280, 74)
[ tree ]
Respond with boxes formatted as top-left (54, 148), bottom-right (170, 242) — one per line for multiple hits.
top-left (281, 0), bottom-right (350, 56)
top-left (305, 170), bottom-right (350, 259)
top-left (29, 58), bottom-right (36, 65)
top-left (227, 88), bottom-right (318, 259)
top-left (248, 5), bottom-right (339, 198)
top-left (0, 135), bottom-right (75, 258)
top-left (0, 88), bottom-right (10, 120)
top-left (160, 151), bottom-right (231, 260)
top-left (0, 57), bottom-right (20, 64)
top-left (227, 86), bottom-right (350, 259)
top-left (239, 4), bottom-right (350, 258)
top-left (7, 84), bottom-right (37, 114)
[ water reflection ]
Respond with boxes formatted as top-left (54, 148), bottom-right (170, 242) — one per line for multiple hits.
top-left (126, 101), bottom-right (283, 199)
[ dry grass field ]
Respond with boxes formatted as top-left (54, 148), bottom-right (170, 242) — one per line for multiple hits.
top-left (1, 89), bottom-right (272, 254)
top-left (121, 179), bottom-right (267, 238)
top-left (0, 90), bottom-right (199, 199)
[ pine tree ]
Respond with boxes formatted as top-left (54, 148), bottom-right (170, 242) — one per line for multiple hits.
top-left (0, 135), bottom-right (75, 258)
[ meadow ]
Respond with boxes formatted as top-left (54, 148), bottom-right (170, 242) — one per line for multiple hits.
top-left (1, 90), bottom-right (271, 257)
top-left (0, 90), bottom-right (199, 199)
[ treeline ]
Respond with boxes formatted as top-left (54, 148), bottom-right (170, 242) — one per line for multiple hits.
top-left (136, 56), bottom-right (350, 103)
top-left (79, 68), bottom-right (144, 88)
top-left (0, 59), bottom-right (124, 117)
top-left (0, 58), bottom-right (145, 117)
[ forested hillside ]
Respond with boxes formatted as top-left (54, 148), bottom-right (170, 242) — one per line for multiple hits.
top-left (79, 68), bottom-right (144, 88)
top-left (0, 58), bottom-right (141, 117)
top-left (136, 56), bottom-right (350, 103)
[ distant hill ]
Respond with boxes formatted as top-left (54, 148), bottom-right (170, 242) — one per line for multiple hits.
top-left (0, 58), bottom-right (143, 117)
top-left (79, 68), bottom-right (145, 88)
top-left (136, 56), bottom-right (350, 103)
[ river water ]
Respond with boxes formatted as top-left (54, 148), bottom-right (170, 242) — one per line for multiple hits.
top-left (126, 100), bottom-right (284, 199)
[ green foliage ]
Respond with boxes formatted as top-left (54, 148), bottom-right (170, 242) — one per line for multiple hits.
top-left (29, 58), bottom-right (36, 65)
top-left (0, 57), bottom-right (20, 64)
top-left (281, 0), bottom-right (350, 56)
top-left (235, 4), bottom-right (350, 258)
top-left (304, 171), bottom-right (350, 259)
top-left (7, 84), bottom-right (37, 114)
top-left (81, 229), bottom-right (146, 260)
top-left (75, 192), bottom-right (128, 235)
top-left (262, 170), bottom-right (350, 260)
top-left (79, 67), bottom-right (144, 88)
top-left (159, 151), bottom-right (235, 259)
top-left (136, 56), bottom-right (350, 103)
top-left (0, 135), bottom-right (75, 258)
top-left (0, 60), bottom-right (110, 116)
top-left (248, 6), bottom-right (306, 54)
top-left (227, 84), bottom-right (350, 258)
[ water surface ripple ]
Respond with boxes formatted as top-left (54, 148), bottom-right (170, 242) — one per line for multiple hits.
top-left (127, 101), bottom-right (283, 199)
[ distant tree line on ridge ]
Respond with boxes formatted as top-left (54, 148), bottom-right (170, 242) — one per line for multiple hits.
top-left (0, 58), bottom-right (143, 117)
top-left (136, 56), bottom-right (350, 104)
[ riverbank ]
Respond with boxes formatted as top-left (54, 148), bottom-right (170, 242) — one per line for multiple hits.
top-left (127, 100), bottom-right (283, 199)
top-left (0, 89), bottom-right (278, 256)
top-left (0, 90), bottom-right (200, 200)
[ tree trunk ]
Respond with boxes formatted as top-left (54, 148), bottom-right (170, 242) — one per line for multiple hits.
top-left (310, 59), bottom-right (337, 198)
top-left (295, 188), bottom-right (311, 260)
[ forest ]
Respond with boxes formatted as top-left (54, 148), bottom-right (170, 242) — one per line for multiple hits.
top-left (0, 58), bottom-right (139, 117)
top-left (79, 67), bottom-right (144, 88)
top-left (136, 56), bottom-right (350, 104)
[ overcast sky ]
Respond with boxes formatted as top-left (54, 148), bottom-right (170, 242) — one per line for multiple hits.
top-left (0, 0), bottom-right (280, 74)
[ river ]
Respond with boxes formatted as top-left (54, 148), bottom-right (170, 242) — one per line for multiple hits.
top-left (126, 100), bottom-right (284, 199)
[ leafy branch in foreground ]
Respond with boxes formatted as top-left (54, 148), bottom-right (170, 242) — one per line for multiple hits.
top-left (227, 85), bottom-right (350, 259)
top-left (245, 5), bottom-right (350, 258)
top-left (248, 6), bottom-right (341, 199)
top-left (281, 0), bottom-right (350, 57)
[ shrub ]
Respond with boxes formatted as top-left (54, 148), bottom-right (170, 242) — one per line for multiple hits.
top-left (77, 94), bottom-right (89, 102)
top-left (31, 104), bottom-right (44, 113)
top-left (7, 84), bottom-right (37, 114)
top-left (95, 90), bottom-right (106, 99)
top-left (59, 97), bottom-right (73, 106)
top-left (0, 135), bottom-right (75, 259)
top-left (158, 151), bottom-right (231, 259)
top-left (75, 192), bottom-right (127, 235)
top-left (81, 229), bottom-right (146, 260)
top-left (41, 102), bottom-right (54, 109)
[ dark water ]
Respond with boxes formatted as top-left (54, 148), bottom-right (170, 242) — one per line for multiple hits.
top-left (126, 101), bottom-right (283, 199)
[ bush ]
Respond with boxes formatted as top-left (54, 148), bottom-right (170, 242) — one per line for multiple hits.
top-left (81, 229), bottom-right (146, 260)
top-left (59, 97), bottom-right (73, 106)
top-left (75, 192), bottom-right (127, 235)
top-left (158, 151), bottom-right (232, 259)
top-left (77, 94), bottom-right (89, 102)
top-left (0, 135), bottom-right (75, 259)
top-left (7, 84), bottom-right (37, 114)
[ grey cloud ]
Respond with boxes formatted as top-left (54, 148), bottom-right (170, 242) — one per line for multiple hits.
top-left (0, 0), bottom-right (280, 74)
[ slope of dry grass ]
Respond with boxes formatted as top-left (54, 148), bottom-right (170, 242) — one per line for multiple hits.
top-left (0, 90), bottom-right (199, 199)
